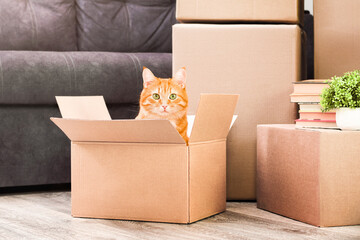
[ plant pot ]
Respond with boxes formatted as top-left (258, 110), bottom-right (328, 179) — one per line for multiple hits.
top-left (336, 108), bottom-right (360, 130)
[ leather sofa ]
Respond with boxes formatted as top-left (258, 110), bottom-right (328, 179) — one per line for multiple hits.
top-left (0, 0), bottom-right (176, 188)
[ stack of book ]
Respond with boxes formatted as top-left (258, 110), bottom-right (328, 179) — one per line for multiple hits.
top-left (290, 80), bottom-right (337, 129)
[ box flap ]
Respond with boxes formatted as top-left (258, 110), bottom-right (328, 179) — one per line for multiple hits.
top-left (56, 96), bottom-right (111, 120)
top-left (189, 94), bottom-right (239, 143)
top-left (50, 118), bottom-right (185, 144)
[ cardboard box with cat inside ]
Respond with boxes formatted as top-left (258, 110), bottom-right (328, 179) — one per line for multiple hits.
top-left (51, 94), bottom-right (238, 223)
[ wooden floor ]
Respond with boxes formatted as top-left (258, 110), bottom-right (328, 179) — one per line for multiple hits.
top-left (0, 191), bottom-right (359, 240)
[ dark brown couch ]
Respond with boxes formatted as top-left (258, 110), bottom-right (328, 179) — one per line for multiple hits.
top-left (0, 0), bottom-right (176, 188)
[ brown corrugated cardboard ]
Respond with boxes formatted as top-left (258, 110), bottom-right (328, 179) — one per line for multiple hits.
top-left (314, 0), bottom-right (360, 79)
top-left (51, 118), bottom-right (184, 143)
top-left (176, 0), bottom-right (304, 24)
top-left (173, 24), bottom-right (301, 200)
top-left (51, 94), bottom-right (238, 223)
top-left (189, 141), bottom-right (226, 222)
top-left (56, 96), bottom-right (111, 120)
top-left (190, 94), bottom-right (238, 143)
top-left (257, 124), bottom-right (360, 227)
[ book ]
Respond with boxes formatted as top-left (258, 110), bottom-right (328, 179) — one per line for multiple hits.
top-left (293, 79), bottom-right (331, 94)
top-left (290, 80), bottom-right (332, 103)
top-left (295, 119), bottom-right (338, 129)
top-left (290, 93), bottom-right (321, 103)
top-left (299, 104), bottom-right (336, 112)
top-left (299, 112), bottom-right (336, 121)
top-left (291, 80), bottom-right (338, 129)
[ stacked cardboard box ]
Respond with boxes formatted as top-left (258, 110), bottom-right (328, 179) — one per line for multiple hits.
top-left (257, 124), bottom-right (360, 227)
top-left (173, 0), bottom-right (304, 200)
top-left (315, 0), bottom-right (360, 78)
top-left (254, 1), bottom-right (360, 226)
top-left (176, 0), bottom-right (303, 24)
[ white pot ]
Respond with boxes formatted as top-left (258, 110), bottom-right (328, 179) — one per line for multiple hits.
top-left (336, 108), bottom-right (360, 130)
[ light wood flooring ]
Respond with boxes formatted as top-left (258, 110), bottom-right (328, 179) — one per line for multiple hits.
top-left (0, 191), bottom-right (359, 240)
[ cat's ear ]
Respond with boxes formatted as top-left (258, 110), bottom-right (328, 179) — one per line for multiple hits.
top-left (173, 67), bottom-right (186, 88)
top-left (142, 67), bottom-right (156, 88)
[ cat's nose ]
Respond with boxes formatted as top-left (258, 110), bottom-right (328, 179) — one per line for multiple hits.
top-left (162, 105), bottom-right (168, 110)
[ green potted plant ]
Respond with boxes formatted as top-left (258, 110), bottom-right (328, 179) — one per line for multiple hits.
top-left (320, 70), bottom-right (360, 130)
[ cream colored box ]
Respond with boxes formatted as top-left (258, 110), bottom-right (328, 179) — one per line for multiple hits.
top-left (315, 0), bottom-right (360, 78)
top-left (173, 24), bottom-right (302, 200)
top-left (51, 94), bottom-right (238, 223)
top-left (176, 0), bottom-right (304, 24)
top-left (257, 124), bottom-right (360, 227)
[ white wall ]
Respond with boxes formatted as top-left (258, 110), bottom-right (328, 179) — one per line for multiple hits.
top-left (305, 0), bottom-right (313, 14)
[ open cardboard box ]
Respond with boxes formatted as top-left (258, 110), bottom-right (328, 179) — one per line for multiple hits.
top-left (51, 94), bottom-right (239, 223)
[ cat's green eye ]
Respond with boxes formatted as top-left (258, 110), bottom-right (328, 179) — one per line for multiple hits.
top-left (169, 93), bottom-right (177, 100)
top-left (152, 93), bottom-right (160, 100)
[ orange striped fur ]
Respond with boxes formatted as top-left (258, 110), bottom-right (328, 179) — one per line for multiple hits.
top-left (136, 67), bottom-right (189, 143)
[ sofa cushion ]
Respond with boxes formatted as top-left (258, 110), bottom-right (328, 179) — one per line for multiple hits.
top-left (76, 0), bottom-right (176, 52)
top-left (0, 51), bottom-right (172, 105)
top-left (0, 0), bottom-right (77, 51)
top-left (0, 103), bottom-right (139, 188)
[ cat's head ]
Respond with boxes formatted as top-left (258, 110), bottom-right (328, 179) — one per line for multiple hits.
top-left (139, 67), bottom-right (188, 116)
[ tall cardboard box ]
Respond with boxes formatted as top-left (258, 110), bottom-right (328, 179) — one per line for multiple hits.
top-left (315, 0), bottom-right (360, 78)
top-left (176, 0), bottom-right (304, 25)
top-left (51, 94), bottom-right (238, 223)
top-left (257, 124), bottom-right (360, 227)
top-left (173, 24), bottom-right (302, 200)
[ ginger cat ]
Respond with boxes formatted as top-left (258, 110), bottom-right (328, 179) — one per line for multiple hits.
top-left (136, 67), bottom-right (189, 143)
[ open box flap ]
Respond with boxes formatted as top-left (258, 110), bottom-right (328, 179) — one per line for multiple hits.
top-left (56, 96), bottom-right (111, 120)
top-left (51, 118), bottom-right (185, 144)
top-left (189, 94), bottom-right (239, 143)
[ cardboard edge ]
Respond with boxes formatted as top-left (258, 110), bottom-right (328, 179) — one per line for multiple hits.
top-left (175, 0), bottom-right (182, 21)
top-left (313, 129), bottom-right (322, 227)
top-left (50, 117), bottom-right (186, 144)
top-left (188, 209), bottom-right (226, 224)
top-left (189, 94), bottom-right (239, 143)
top-left (313, 0), bottom-right (319, 78)
top-left (71, 213), bottom-right (190, 224)
top-left (50, 117), bottom-right (71, 140)
top-left (55, 95), bottom-right (105, 101)
top-left (186, 145), bottom-right (191, 223)
top-left (298, 0), bottom-right (305, 26)
top-left (55, 96), bottom-right (112, 120)
top-left (294, 25), bottom-right (302, 82)
top-left (175, 0), bottom-right (304, 24)
top-left (314, 131), bottom-right (347, 227)
top-left (257, 206), bottom-right (321, 227)
top-left (188, 140), bottom-right (227, 222)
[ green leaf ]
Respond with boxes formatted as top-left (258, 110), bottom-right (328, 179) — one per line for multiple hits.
top-left (320, 70), bottom-right (360, 111)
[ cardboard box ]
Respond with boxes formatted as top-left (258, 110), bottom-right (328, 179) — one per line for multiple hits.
top-left (176, 0), bottom-right (304, 25)
top-left (314, 0), bottom-right (360, 78)
top-left (51, 94), bottom-right (238, 223)
top-left (173, 24), bottom-right (302, 200)
top-left (257, 124), bottom-right (360, 227)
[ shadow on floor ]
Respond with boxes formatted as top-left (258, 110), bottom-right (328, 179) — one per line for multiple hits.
top-left (0, 183), bottom-right (70, 195)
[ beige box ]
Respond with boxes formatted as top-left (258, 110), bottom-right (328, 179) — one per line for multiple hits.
top-left (257, 124), bottom-right (360, 227)
top-left (176, 0), bottom-right (304, 24)
top-left (173, 24), bottom-right (301, 200)
top-left (315, 0), bottom-right (360, 78)
top-left (51, 94), bottom-right (238, 223)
